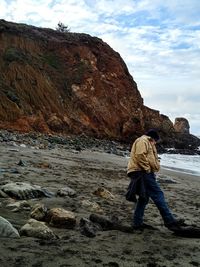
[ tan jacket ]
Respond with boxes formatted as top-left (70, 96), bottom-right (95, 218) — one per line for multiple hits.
top-left (127, 135), bottom-right (160, 174)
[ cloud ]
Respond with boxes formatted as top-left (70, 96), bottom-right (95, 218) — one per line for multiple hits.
top-left (1, 0), bottom-right (200, 135)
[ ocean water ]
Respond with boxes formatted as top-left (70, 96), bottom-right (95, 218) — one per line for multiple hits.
top-left (160, 153), bottom-right (200, 176)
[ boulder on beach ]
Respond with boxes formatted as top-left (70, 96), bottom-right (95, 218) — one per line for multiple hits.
top-left (20, 219), bottom-right (57, 240)
top-left (30, 204), bottom-right (48, 221)
top-left (89, 214), bottom-right (116, 230)
top-left (46, 208), bottom-right (76, 229)
top-left (0, 182), bottom-right (55, 200)
top-left (79, 217), bottom-right (101, 238)
top-left (93, 187), bottom-right (115, 200)
top-left (0, 216), bottom-right (20, 238)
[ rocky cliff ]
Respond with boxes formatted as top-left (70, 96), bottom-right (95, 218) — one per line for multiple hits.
top-left (0, 20), bottom-right (199, 149)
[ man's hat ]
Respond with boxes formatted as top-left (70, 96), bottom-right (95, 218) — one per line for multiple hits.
top-left (146, 129), bottom-right (160, 141)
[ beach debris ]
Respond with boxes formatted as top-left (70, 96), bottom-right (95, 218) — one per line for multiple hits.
top-left (81, 199), bottom-right (103, 213)
top-left (158, 176), bottom-right (177, 184)
top-left (46, 208), bottom-right (76, 229)
top-left (0, 182), bottom-right (55, 200)
top-left (79, 217), bottom-right (101, 238)
top-left (57, 186), bottom-right (77, 197)
top-left (0, 216), bottom-right (20, 238)
top-left (20, 219), bottom-right (57, 240)
top-left (8, 148), bottom-right (19, 152)
top-left (33, 162), bottom-right (51, 169)
top-left (0, 168), bottom-right (20, 174)
top-left (93, 187), bottom-right (115, 200)
top-left (17, 159), bottom-right (27, 166)
top-left (30, 204), bottom-right (48, 221)
top-left (20, 144), bottom-right (26, 148)
top-left (6, 200), bottom-right (31, 212)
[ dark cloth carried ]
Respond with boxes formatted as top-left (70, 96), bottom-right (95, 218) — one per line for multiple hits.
top-left (125, 171), bottom-right (147, 202)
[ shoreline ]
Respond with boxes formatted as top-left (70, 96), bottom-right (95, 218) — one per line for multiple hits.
top-left (161, 166), bottom-right (200, 180)
top-left (160, 167), bottom-right (200, 183)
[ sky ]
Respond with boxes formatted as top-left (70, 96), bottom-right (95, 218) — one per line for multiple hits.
top-left (1, 0), bottom-right (200, 135)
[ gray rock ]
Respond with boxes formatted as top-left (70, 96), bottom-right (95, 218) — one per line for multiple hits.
top-left (0, 182), bottom-right (55, 200)
top-left (57, 186), bottom-right (76, 197)
top-left (0, 189), bottom-right (9, 198)
top-left (81, 199), bottom-right (103, 213)
top-left (89, 214), bottom-right (115, 230)
top-left (6, 200), bottom-right (31, 212)
top-left (30, 204), bottom-right (48, 221)
top-left (20, 219), bottom-right (57, 239)
top-left (0, 216), bottom-right (20, 238)
top-left (80, 217), bottom-right (101, 238)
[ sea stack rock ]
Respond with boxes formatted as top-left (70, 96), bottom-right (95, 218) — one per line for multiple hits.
top-left (174, 117), bottom-right (190, 134)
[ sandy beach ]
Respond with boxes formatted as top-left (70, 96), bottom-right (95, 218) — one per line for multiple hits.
top-left (0, 141), bottom-right (199, 267)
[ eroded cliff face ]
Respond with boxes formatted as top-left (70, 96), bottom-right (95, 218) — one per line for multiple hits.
top-left (0, 20), bottom-right (195, 145)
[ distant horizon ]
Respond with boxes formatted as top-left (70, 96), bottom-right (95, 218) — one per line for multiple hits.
top-left (0, 0), bottom-right (199, 135)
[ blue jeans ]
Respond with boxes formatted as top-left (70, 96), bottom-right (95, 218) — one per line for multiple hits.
top-left (133, 172), bottom-right (175, 226)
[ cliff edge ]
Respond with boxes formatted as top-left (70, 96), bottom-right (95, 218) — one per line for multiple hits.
top-left (0, 20), bottom-right (199, 150)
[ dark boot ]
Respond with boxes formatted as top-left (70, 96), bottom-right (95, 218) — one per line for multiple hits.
top-left (165, 218), bottom-right (186, 231)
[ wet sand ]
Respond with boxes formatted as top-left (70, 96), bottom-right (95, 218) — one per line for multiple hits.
top-left (0, 142), bottom-right (199, 267)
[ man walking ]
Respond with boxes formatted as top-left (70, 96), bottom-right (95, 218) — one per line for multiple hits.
top-left (127, 129), bottom-right (184, 231)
